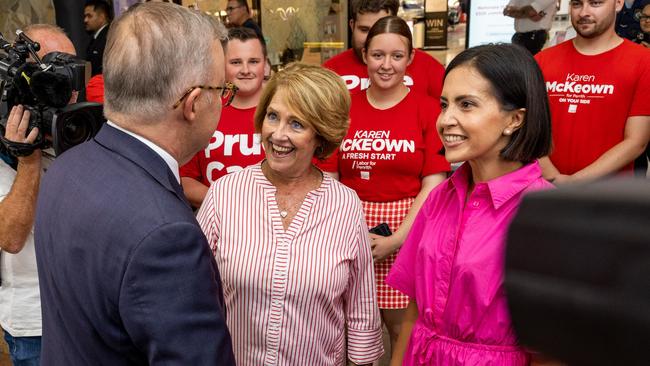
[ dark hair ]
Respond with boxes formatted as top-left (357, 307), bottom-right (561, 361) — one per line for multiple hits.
top-left (445, 43), bottom-right (551, 163)
top-left (85, 0), bottom-right (113, 21)
top-left (227, 27), bottom-right (267, 57)
top-left (363, 16), bottom-right (413, 55)
top-left (231, 0), bottom-right (250, 12)
top-left (351, 0), bottom-right (399, 21)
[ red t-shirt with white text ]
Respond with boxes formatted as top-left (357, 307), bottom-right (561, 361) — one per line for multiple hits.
top-left (180, 106), bottom-right (263, 186)
top-left (323, 48), bottom-right (445, 99)
top-left (318, 91), bottom-right (450, 202)
top-left (535, 40), bottom-right (650, 174)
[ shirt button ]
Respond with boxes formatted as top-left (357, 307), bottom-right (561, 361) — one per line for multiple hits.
top-left (472, 201), bottom-right (480, 207)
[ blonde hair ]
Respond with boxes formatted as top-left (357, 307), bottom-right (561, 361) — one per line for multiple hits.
top-left (254, 63), bottom-right (350, 159)
top-left (103, 2), bottom-right (227, 122)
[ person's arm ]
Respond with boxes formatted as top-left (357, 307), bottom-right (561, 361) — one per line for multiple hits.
top-left (546, 116), bottom-right (650, 184)
top-left (346, 218), bottom-right (384, 365)
top-left (504, 0), bottom-right (553, 19)
top-left (180, 176), bottom-right (209, 208)
top-left (538, 156), bottom-right (561, 182)
top-left (370, 173), bottom-right (446, 261)
top-left (389, 300), bottom-right (419, 366)
top-left (503, 6), bottom-right (524, 18)
top-left (503, 5), bottom-right (534, 18)
top-left (119, 223), bottom-right (234, 364)
top-left (0, 105), bottom-right (41, 254)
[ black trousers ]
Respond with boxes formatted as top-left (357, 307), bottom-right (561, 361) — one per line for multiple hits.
top-left (512, 29), bottom-right (549, 55)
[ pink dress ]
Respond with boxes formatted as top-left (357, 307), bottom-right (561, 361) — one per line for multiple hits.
top-left (386, 161), bottom-right (553, 365)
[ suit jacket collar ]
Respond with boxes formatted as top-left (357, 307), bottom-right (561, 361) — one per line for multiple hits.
top-left (94, 24), bottom-right (109, 39)
top-left (93, 124), bottom-right (189, 208)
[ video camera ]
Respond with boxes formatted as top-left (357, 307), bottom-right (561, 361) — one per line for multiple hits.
top-left (0, 29), bottom-right (105, 158)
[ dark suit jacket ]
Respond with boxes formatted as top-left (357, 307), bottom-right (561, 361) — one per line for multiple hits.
top-left (86, 24), bottom-right (109, 76)
top-left (34, 124), bottom-right (235, 365)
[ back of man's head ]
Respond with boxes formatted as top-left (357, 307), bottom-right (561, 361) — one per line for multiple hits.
top-left (23, 24), bottom-right (76, 58)
top-left (102, 2), bottom-right (227, 123)
top-left (351, 0), bottom-right (399, 21)
top-left (85, 0), bottom-right (114, 22)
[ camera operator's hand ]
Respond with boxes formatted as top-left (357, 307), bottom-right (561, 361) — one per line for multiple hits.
top-left (5, 105), bottom-right (41, 165)
top-left (0, 105), bottom-right (42, 254)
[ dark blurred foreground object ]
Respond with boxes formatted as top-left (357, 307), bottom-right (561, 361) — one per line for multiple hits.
top-left (505, 178), bottom-right (650, 366)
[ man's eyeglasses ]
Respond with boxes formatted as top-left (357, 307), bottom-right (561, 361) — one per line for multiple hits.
top-left (225, 5), bottom-right (243, 12)
top-left (172, 82), bottom-right (238, 109)
top-left (639, 15), bottom-right (650, 22)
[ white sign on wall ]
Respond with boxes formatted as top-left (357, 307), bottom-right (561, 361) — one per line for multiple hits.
top-left (467, 0), bottom-right (515, 48)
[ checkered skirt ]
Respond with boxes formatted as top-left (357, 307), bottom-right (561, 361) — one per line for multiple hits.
top-left (362, 197), bottom-right (415, 309)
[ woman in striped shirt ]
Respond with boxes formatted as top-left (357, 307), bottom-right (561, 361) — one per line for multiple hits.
top-left (197, 63), bottom-right (384, 366)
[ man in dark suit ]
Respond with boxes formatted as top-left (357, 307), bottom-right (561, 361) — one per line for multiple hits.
top-left (225, 0), bottom-right (264, 41)
top-left (34, 3), bottom-right (236, 365)
top-left (84, 0), bottom-right (111, 76)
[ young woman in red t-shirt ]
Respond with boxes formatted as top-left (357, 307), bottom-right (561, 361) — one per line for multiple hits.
top-left (319, 16), bottom-right (449, 353)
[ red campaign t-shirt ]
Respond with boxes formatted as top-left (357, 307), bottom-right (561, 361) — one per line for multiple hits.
top-left (323, 48), bottom-right (445, 99)
top-left (318, 91), bottom-right (450, 202)
top-left (180, 105), bottom-right (263, 186)
top-left (535, 40), bottom-right (650, 175)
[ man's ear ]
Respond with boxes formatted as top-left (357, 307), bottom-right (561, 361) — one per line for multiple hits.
top-left (614, 0), bottom-right (624, 12)
top-left (349, 19), bottom-right (355, 32)
top-left (182, 88), bottom-right (203, 123)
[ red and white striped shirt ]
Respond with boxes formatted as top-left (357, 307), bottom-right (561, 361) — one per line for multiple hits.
top-left (197, 164), bottom-right (384, 366)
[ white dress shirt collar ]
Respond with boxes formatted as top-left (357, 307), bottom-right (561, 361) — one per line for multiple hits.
top-left (94, 24), bottom-right (108, 39)
top-left (107, 121), bottom-right (180, 183)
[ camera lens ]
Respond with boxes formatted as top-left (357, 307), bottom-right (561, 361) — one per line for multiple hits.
top-left (52, 103), bottom-right (105, 156)
top-left (60, 111), bottom-right (92, 147)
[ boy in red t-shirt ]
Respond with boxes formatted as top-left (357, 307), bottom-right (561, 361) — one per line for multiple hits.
top-left (323, 0), bottom-right (445, 99)
top-left (536, 0), bottom-right (650, 183)
top-left (180, 27), bottom-right (267, 207)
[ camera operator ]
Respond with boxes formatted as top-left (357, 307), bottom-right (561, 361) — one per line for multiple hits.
top-left (0, 24), bottom-right (76, 366)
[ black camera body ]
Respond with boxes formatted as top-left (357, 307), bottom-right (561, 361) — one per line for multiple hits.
top-left (0, 29), bottom-right (105, 157)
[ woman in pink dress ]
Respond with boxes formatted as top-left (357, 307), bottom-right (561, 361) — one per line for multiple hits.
top-left (387, 44), bottom-right (554, 365)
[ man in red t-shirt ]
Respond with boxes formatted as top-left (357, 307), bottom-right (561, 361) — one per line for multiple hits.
top-left (535, 0), bottom-right (650, 183)
top-left (323, 0), bottom-right (445, 98)
top-left (180, 27), bottom-right (266, 207)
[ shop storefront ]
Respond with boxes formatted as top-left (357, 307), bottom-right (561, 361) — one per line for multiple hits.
top-left (184, 0), bottom-right (450, 68)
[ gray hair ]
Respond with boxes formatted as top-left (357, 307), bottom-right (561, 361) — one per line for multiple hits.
top-left (103, 2), bottom-right (227, 122)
